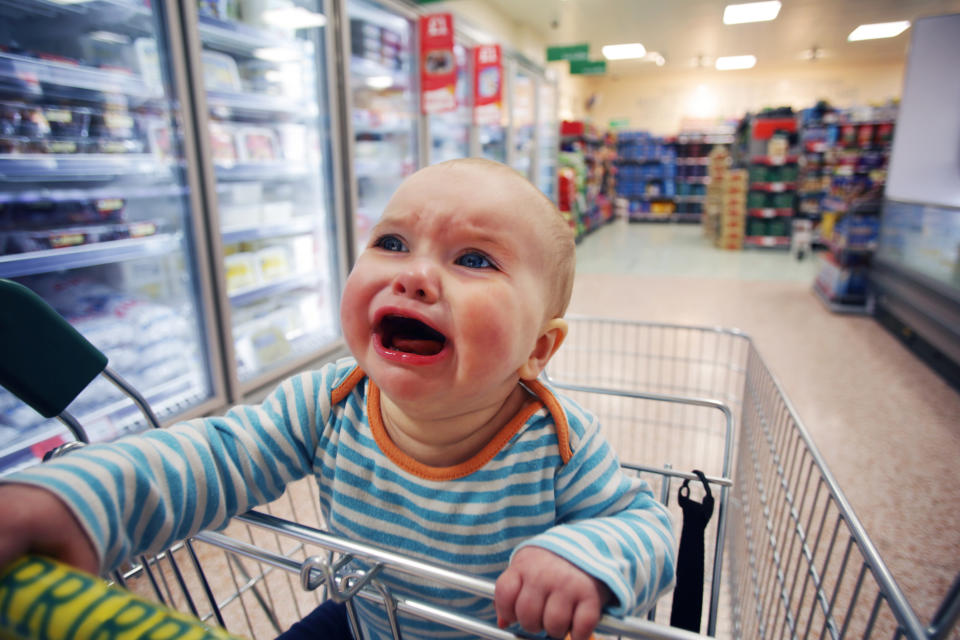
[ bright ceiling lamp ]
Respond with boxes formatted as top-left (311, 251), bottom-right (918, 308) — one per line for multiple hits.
top-left (848, 21), bottom-right (910, 41)
top-left (716, 55), bottom-right (757, 70)
top-left (602, 43), bottom-right (647, 60)
top-left (723, 1), bottom-right (781, 25)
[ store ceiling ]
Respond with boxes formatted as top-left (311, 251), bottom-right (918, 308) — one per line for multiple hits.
top-left (483, 0), bottom-right (960, 74)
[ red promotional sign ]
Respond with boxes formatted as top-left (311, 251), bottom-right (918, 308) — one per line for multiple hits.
top-left (419, 14), bottom-right (457, 114)
top-left (473, 44), bottom-right (502, 125)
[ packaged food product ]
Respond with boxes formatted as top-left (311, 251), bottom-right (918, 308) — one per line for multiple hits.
top-left (202, 49), bottom-right (242, 92)
top-left (209, 121), bottom-right (238, 163)
top-left (237, 126), bottom-right (281, 162)
top-left (256, 245), bottom-right (290, 281)
top-left (225, 252), bottom-right (259, 292)
top-left (134, 38), bottom-right (163, 95)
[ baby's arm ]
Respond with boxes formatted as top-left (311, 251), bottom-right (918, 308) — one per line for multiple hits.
top-left (0, 364), bottom-right (342, 574)
top-left (495, 410), bottom-right (677, 638)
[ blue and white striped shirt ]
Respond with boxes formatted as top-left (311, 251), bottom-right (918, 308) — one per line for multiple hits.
top-left (7, 358), bottom-right (676, 639)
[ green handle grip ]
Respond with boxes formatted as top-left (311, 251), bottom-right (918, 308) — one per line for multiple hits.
top-left (0, 279), bottom-right (107, 418)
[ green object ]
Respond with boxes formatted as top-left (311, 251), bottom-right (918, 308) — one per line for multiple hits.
top-left (547, 43), bottom-right (589, 62)
top-left (0, 279), bottom-right (107, 418)
top-left (747, 191), bottom-right (768, 209)
top-left (609, 118), bottom-right (630, 129)
top-left (570, 59), bottom-right (606, 74)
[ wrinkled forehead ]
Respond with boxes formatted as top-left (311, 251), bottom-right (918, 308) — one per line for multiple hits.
top-left (384, 164), bottom-right (555, 234)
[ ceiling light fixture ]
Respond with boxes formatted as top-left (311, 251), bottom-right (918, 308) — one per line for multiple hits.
top-left (723, 1), bottom-right (781, 25)
top-left (602, 43), bottom-right (647, 60)
top-left (848, 21), bottom-right (910, 41)
top-left (716, 54), bottom-right (757, 70)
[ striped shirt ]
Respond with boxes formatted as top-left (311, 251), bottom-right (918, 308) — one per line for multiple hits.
top-left (7, 358), bottom-right (676, 639)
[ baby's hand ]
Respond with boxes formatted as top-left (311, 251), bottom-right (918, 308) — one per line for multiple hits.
top-left (0, 484), bottom-right (98, 575)
top-left (494, 546), bottom-right (612, 640)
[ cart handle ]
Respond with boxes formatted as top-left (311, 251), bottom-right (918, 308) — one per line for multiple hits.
top-left (0, 554), bottom-right (246, 640)
top-left (197, 511), bottom-right (711, 640)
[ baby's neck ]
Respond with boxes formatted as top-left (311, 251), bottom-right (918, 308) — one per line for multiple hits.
top-left (378, 384), bottom-right (532, 468)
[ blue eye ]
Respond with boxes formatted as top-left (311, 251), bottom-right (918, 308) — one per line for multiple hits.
top-left (374, 235), bottom-right (406, 252)
top-left (456, 252), bottom-right (495, 269)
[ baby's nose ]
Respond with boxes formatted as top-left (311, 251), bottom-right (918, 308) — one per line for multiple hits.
top-left (392, 264), bottom-right (440, 303)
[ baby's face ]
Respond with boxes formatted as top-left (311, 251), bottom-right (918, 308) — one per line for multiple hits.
top-left (340, 164), bottom-right (554, 413)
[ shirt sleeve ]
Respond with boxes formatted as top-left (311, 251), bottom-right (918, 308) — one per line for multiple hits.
top-left (512, 406), bottom-right (678, 617)
top-left (1, 360), bottom-right (348, 574)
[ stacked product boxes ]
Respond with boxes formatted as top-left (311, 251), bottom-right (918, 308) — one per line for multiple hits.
top-left (716, 169), bottom-right (749, 249)
top-left (703, 145), bottom-right (730, 242)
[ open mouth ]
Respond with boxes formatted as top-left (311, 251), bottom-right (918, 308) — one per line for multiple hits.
top-left (377, 315), bottom-right (447, 356)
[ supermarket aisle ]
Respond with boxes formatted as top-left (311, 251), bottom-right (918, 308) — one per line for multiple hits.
top-left (569, 218), bottom-right (960, 630)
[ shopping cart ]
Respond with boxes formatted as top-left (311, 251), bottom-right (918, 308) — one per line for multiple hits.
top-left (0, 279), bottom-right (957, 640)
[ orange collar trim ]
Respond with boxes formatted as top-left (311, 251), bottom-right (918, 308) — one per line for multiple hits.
top-left (330, 365), bottom-right (572, 480)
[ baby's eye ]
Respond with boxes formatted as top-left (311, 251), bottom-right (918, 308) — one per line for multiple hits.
top-left (373, 235), bottom-right (407, 252)
top-left (456, 252), bottom-right (495, 269)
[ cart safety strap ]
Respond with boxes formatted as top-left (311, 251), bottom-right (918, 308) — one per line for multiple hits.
top-left (669, 470), bottom-right (714, 633)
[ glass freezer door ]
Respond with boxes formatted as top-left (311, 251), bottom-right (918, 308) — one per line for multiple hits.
top-left (0, 0), bottom-right (219, 472)
top-left (192, 1), bottom-right (341, 390)
top-left (427, 43), bottom-right (469, 165)
top-left (348, 0), bottom-right (418, 251)
top-left (537, 78), bottom-right (558, 201)
top-left (510, 66), bottom-right (535, 182)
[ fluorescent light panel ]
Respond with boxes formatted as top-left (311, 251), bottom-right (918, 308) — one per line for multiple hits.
top-left (716, 54), bottom-right (757, 70)
top-left (723, 1), bottom-right (781, 24)
top-left (848, 21), bottom-right (910, 41)
top-left (602, 43), bottom-right (647, 60)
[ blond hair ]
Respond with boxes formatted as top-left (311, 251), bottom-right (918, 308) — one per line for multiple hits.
top-left (426, 158), bottom-right (576, 319)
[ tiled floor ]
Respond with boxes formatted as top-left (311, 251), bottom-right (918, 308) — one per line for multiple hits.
top-left (569, 218), bottom-right (960, 635)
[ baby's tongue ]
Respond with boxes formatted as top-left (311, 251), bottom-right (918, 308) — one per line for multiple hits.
top-left (392, 337), bottom-right (444, 356)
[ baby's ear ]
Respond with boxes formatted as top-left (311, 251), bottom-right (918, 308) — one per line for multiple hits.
top-left (518, 318), bottom-right (568, 380)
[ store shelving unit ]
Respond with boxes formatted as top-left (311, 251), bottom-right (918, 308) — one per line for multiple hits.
top-left (614, 130), bottom-right (676, 222)
top-left (796, 105), bottom-right (840, 240)
top-left (813, 108), bottom-right (895, 313)
top-left (559, 121), bottom-right (614, 238)
top-left (734, 111), bottom-right (799, 249)
top-left (673, 133), bottom-right (733, 223)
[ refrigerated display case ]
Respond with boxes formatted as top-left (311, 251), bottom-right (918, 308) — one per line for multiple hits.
top-left (0, 0), bottom-right (223, 472)
top-left (345, 0), bottom-right (418, 251)
top-left (426, 42), bottom-right (470, 165)
top-left (508, 60), bottom-right (535, 182)
top-left (537, 76), bottom-right (558, 201)
top-left (184, 0), bottom-right (343, 396)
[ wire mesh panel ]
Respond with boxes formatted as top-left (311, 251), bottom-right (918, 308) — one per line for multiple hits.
top-left (726, 346), bottom-right (937, 640)
top-left (117, 477), bottom-right (330, 639)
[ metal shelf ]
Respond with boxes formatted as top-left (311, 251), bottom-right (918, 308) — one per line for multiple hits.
top-left (215, 161), bottom-right (310, 182)
top-left (0, 52), bottom-right (160, 99)
top-left (197, 15), bottom-right (309, 55)
top-left (207, 90), bottom-right (316, 117)
top-left (0, 183), bottom-right (185, 204)
top-left (0, 233), bottom-right (182, 278)
top-left (228, 272), bottom-right (323, 307)
top-left (0, 154), bottom-right (174, 182)
top-left (221, 216), bottom-right (316, 244)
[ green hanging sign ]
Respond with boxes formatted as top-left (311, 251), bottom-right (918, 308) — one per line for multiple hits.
top-left (546, 44), bottom-right (589, 62)
top-left (570, 59), bottom-right (606, 75)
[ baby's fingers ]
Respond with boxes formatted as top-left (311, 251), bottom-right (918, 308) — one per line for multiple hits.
top-left (569, 598), bottom-right (604, 640)
top-left (493, 567), bottom-right (522, 629)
